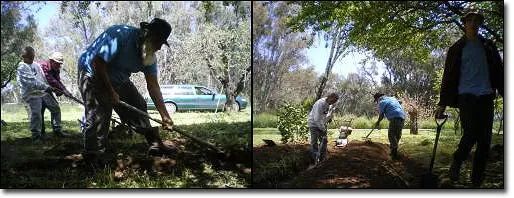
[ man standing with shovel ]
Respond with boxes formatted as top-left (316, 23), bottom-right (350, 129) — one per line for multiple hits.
top-left (436, 12), bottom-right (503, 187)
top-left (307, 93), bottom-right (339, 166)
top-left (77, 18), bottom-right (176, 166)
top-left (372, 93), bottom-right (405, 160)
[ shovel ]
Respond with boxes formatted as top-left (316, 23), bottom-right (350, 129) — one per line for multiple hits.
top-left (363, 126), bottom-right (379, 143)
top-left (421, 114), bottom-right (448, 188)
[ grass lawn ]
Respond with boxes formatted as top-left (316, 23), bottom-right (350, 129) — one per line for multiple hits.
top-left (1, 103), bottom-right (251, 188)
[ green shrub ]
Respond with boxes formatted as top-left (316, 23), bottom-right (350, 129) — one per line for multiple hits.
top-left (352, 116), bottom-right (373, 129)
top-left (327, 116), bottom-right (345, 129)
top-left (277, 103), bottom-right (309, 144)
top-left (420, 119), bottom-right (437, 129)
top-left (254, 113), bottom-right (278, 128)
top-left (301, 97), bottom-right (315, 112)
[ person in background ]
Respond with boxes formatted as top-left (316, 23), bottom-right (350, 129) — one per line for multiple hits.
top-left (373, 93), bottom-right (405, 160)
top-left (38, 52), bottom-right (72, 137)
top-left (16, 46), bottom-right (60, 142)
top-left (307, 93), bottom-right (339, 165)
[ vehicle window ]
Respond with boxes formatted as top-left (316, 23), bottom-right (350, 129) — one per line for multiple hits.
top-left (161, 88), bottom-right (174, 95)
top-left (195, 87), bottom-right (213, 95)
top-left (174, 90), bottom-right (194, 95)
top-left (160, 86), bottom-right (195, 95)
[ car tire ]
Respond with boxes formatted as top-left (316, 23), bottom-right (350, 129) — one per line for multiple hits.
top-left (165, 102), bottom-right (177, 114)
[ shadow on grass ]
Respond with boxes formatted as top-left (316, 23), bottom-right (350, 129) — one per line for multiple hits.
top-left (1, 121), bottom-right (251, 188)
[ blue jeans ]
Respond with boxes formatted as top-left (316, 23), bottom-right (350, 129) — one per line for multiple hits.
top-left (310, 127), bottom-right (327, 162)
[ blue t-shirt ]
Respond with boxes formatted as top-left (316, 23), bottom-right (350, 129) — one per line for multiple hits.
top-left (378, 96), bottom-right (405, 120)
top-left (78, 25), bottom-right (158, 86)
top-left (458, 40), bottom-right (493, 96)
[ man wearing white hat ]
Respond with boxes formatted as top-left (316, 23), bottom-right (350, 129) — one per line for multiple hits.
top-left (38, 51), bottom-right (72, 137)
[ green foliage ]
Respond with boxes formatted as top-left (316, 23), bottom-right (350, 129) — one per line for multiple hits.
top-left (349, 116), bottom-right (371, 129)
top-left (253, 113), bottom-right (278, 128)
top-left (277, 103), bottom-right (309, 144)
top-left (252, 1), bottom-right (313, 113)
top-left (1, 1), bottom-right (38, 87)
top-left (301, 97), bottom-right (315, 112)
top-left (290, 1), bottom-right (503, 62)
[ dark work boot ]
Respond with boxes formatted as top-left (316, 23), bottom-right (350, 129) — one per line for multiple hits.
top-left (144, 127), bottom-right (178, 156)
top-left (449, 160), bottom-right (462, 181)
top-left (55, 130), bottom-right (72, 138)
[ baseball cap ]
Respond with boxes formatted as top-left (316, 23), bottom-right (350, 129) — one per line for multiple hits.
top-left (49, 52), bottom-right (64, 64)
top-left (141, 18), bottom-right (171, 47)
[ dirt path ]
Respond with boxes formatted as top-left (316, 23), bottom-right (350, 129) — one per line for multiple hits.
top-left (254, 139), bottom-right (504, 188)
top-left (281, 140), bottom-right (427, 188)
top-left (254, 140), bottom-right (429, 188)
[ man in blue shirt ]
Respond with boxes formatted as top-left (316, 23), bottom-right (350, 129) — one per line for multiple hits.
top-left (373, 93), bottom-right (405, 160)
top-left (436, 12), bottom-right (503, 187)
top-left (78, 18), bottom-right (176, 165)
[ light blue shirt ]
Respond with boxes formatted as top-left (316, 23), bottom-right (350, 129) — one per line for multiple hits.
top-left (378, 96), bottom-right (405, 120)
top-left (78, 25), bottom-right (158, 86)
top-left (458, 40), bottom-right (493, 96)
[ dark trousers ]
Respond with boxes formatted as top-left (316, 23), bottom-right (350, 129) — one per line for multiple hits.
top-left (388, 118), bottom-right (404, 152)
top-left (309, 127), bottom-right (328, 162)
top-left (454, 94), bottom-right (494, 183)
top-left (79, 70), bottom-right (151, 154)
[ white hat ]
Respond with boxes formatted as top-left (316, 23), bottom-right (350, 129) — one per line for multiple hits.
top-left (49, 52), bottom-right (64, 64)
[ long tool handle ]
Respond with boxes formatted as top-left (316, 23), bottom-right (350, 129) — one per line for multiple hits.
top-left (64, 93), bottom-right (84, 105)
top-left (118, 101), bottom-right (223, 154)
top-left (365, 128), bottom-right (376, 139)
top-left (429, 115), bottom-right (448, 173)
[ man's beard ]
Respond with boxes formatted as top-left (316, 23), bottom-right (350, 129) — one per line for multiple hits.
top-left (142, 39), bottom-right (157, 66)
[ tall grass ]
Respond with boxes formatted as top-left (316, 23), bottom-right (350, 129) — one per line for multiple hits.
top-left (253, 113), bottom-right (278, 128)
top-left (254, 112), bottom-right (503, 132)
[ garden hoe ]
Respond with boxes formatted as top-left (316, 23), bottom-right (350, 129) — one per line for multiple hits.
top-left (421, 114), bottom-right (448, 188)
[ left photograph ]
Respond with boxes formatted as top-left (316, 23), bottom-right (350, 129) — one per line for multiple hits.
top-left (1, 1), bottom-right (251, 188)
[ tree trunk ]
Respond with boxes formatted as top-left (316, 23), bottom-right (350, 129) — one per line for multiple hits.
top-left (315, 26), bottom-right (347, 100)
top-left (224, 89), bottom-right (236, 112)
top-left (409, 114), bottom-right (418, 135)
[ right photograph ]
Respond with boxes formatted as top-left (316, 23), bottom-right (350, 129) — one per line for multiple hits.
top-left (252, 1), bottom-right (504, 189)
